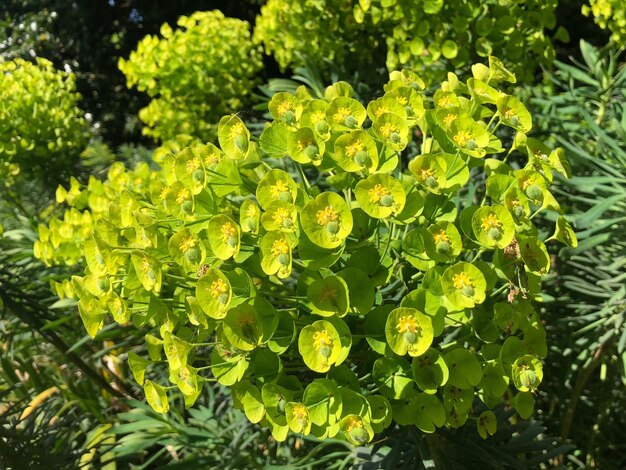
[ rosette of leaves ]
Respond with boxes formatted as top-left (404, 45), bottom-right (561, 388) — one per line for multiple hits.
top-left (583, 0), bottom-right (626, 45)
top-left (253, 0), bottom-right (565, 85)
top-left (0, 58), bottom-right (87, 184)
top-left (119, 10), bottom-right (262, 143)
top-left (36, 57), bottom-right (574, 448)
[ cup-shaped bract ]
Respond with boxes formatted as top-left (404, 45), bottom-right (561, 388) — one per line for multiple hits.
top-left (208, 214), bottom-right (241, 260)
top-left (196, 268), bottom-right (232, 319)
top-left (301, 192), bottom-right (353, 249)
top-left (298, 320), bottom-right (341, 373)
top-left (441, 262), bottom-right (487, 308)
top-left (256, 169), bottom-right (298, 209)
top-left (385, 307), bottom-right (434, 357)
top-left (355, 174), bottom-right (406, 219)
top-left (471, 206), bottom-right (515, 249)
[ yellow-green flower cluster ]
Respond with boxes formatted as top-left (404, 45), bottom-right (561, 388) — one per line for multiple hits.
top-left (35, 57), bottom-right (575, 446)
top-left (0, 58), bottom-right (87, 183)
top-left (254, 0), bottom-right (560, 84)
top-left (583, 0), bottom-right (626, 44)
top-left (119, 10), bottom-right (263, 143)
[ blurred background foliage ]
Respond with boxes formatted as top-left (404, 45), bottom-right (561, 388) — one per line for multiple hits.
top-left (1, 0), bottom-right (625, 468)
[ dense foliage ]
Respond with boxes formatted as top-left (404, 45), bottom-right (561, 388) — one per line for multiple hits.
top-left (0, 58), bottom-right (87, 185)
top-left (254, 0), bottom-right (565, 84)
top-left (119, 10), bottom-right (263, 143)
top-left (35, 57), bottom-right (576, 447)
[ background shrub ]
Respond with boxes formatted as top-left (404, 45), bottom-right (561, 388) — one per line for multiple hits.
top-left (0, 57), bottom-right (87, 185)
top-left (118, 10), bottom-right (263, 144)
top-left (254, 0), bottom-right (564, 85)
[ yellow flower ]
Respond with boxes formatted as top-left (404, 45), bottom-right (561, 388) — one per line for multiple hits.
top-left (313, 329), bottom-right (333, 350)
top-left (270, 180), bottom-right (290, 199)
top-left (221, 222), bottom-right (236, 242)
top-left (374, 106), bottom-right (388, 118)
top-left (209, 278), bottom-right (229, 299)
top-left (453, 272), bottom-right (473, 290)
top-left (443, 113), bottom-right (457, 127)
top-left (368, 184), bottom-right (391, 204)
top-left (276, 101), bottom-right (294, 117)
top-left (502, 108), bottom-right (516, 120)
top-left (481, 213), bottom-right (501, 231)
top-left (379, 122), bottom-right (397, 139)
top-left (179, 235), bottom-right (196, 253)
top-left (453, 131), bottom-right (471, 147)
top-left (395, 95), bottom-right (408, 105)
top-left (344, 415), bottom-right (364, 433)
top-left (312, 110), bottom-right (325, 124)
top-left (271, 239), bottom-right (290, 257)
top-left (176, 188), bottom-right (191, 204)
top-left (433, 230), bottom-right (449, 244)
top-left (246, 204), bottom-right (257, 218)
top-left (419, 168), bottom-right (434, 181)
top-left (333, 107), bottom-right (351, 123)
top-left (204, 152), bottom-right (220, 166)
top-left (316, 206), bottom-right (338, 225)
top-left (159, 187), bottom-right (171, 201)
top-left (272, 206), bottom-right (292, 226)
top-left (345, 139), bottom-right (365, 158)
top-left (185, 157), bottom-right (201, 173)
top-left (397, 315), bottom-right (419, 334)
top-left (230, 122), bottom-right (246, 139)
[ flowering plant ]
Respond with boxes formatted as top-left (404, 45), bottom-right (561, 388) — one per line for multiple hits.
top-left (37, 57), bottom-right (575, 445)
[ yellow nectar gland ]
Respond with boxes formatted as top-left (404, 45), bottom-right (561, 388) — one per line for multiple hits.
top-left (481, 213), bottom-right (501, 231)
top-left (209, 278), bottom-right (229, 299)
top-left (204, 152), bottom-right (220, 166)
top-left (368, 184), bottom-right (391, 204)
top-left (453, 130), bottom-right (471, 147)
top-left (312, 110), bottom-right (325, 124)
top-left (333, 107), bottom-right (352, 123)
top-left (186, 157), bottom-right (201, 174)
top-left (433, 230), bottom-right (450, 244)
top-left (313, 329), bottom-right (333, 350)
top-left (316, 205), bottom-right (338, 225)
top-left (373, 106), bottom-right (388, 118)
top-left (291, 403), bottom-right (308, 421)
top-left (521, 178), bottom-right (533, 190)
top-left (437, 95), bottom-right (452, 107)
top-left (179, 236), bottom-right (196, 253)
top-left (396, 315), bottom-right (419, 334)
top-left (270, 180), bottom-right (290, 199)
top-left (246, 204), bottom-right (258, 218)
top-left (230, 122), bottom-right (247, 139)
top-left (453, 272), bottom-right (473, 290)
top-left (272, 206), bottom-right (292, 225)
top-left (345, 139), bottom-right (365, 158)
top-left (271, 239), bottom-right (290, 257)
top-left (276, 100), bottom-right (294, 118)
top-left (345, 415), bottom-right (364, 433)
top-left (419, 168), bottom-right (434, 181)
top-left (379, 122), bottom-right (398, 139)
top-left (502, 108), bottom-right (516, 120)
top-left (159, 187), bottom-right (171, 201)
top-left (221, 223), bottom-right (236, 242)
top-left (176, 188), bottom-right (191, 204)
top-left (443, 113), bottom-right (457, 127)
top-left (395, 95), bottom-right (408, 106)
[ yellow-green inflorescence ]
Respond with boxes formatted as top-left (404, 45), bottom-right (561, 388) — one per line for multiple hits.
top-left (35, 57), bottom-right (575, 446)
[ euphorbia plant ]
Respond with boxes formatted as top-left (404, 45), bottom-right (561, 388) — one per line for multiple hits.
top-left (37, 57), bottom-right (576, 445)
